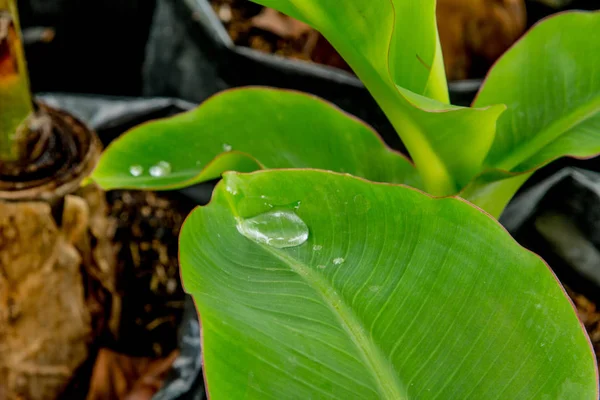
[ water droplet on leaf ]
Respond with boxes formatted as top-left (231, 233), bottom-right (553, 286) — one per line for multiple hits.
top-left (236, 210), bottom-right (309, 249)
top-left (333, 257), bottom-right (345, 265)
top-left (317, 265), bottom-right (326, 269)
top-left (149, 161), bottom-right (172, 177)
top-left (222, 143), bottom-right (233, 152)
top-left (313, 245), bottom-right (322, 251)
top-left (129, 165), bottom-right (143, 177)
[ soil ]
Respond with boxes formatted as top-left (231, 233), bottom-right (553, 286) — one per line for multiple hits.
top-left (106, 190), bottom-right (193, 358)
top-left (210, 0), bottom-right (351, 72)
top-left (569, 289), bottom-right (600, 364)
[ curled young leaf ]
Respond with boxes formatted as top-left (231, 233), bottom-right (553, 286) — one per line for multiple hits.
top-left (467, 11), bottom-right (600, 216)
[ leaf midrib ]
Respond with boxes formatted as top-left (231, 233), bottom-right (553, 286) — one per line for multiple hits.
top-left (494, 94), bottom-right (600, 171)
top-left (263, 246), bottom-right (407, 400)
top-left (220, 174), bottom-right (405, 399)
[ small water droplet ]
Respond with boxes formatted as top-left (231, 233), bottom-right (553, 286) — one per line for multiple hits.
top-left (236, 210), bottom-right (309, 249)
top-left (313, 245), bottom-right (322, 251)
top-left (129, 165), bottom-right (143, 177)
top-left (369, 286), bottom-right (380, 292)
top-left (317, 265), bottom-right (326, 269)
top-left (222, 143), bottom-right (233, 152)
top-left (260, 195), bottom-right (267, 199)
top-left (333, 257), bottom-right (345, 265)
top-left (149, 161), bottom-right (172, 177)
top-left (294, 201), bottom-right (301, 209)
top-left (225, 178), bottom-right (239, 195)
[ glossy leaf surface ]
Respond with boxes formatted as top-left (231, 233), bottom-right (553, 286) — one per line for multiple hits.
top-left (467, 11), bottom-right (600, 215)
top-left (180, 169), bottom-right (597, 400)
top-left (476, 12), bottom-right (600, 173)
top-left (92, 88), bottom-right (419, 190)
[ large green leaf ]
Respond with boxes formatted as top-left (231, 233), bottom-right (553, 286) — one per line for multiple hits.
top-left (250, 0), bottom-right (505, 196)
top-left (92, 88), bottom-right (419, 190)
top-left (180, 169), bottom-right (597, 399)
top-left (466, 11), bottom-right (600, 216)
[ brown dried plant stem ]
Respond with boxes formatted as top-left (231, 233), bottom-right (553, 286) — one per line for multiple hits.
top-left (0, 0), bottom-right (33, 161)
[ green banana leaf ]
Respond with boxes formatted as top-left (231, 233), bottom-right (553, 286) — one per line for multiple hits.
top-left (180, 169), bottom-right (597, 400)
top-left (467, 12), bottom-right (600, 216)
top-left (92, 88), bottom-right (419, 190)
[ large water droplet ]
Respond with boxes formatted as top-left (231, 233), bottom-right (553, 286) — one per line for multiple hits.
top-left (149, 161), bottom-right (172, 177)
top-left (129, 165), bottom-right (143, 177)
top-left (236, 209), bottom-right (309, 249)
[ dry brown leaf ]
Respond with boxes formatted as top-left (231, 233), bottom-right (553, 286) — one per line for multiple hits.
top-left (86, 349), bottom-right (179, 400)
top-left (250, 7), bottom-right (312, 39)
top-left (0, 12), bottom-right (18, 79)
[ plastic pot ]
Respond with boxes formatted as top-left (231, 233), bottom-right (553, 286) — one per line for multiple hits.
top-left (18, 0), bottom-right (156, 96)
top-left (501, 167), bottom-right (600, 304)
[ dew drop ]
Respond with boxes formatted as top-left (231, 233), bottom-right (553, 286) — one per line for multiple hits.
top-left (225, 178), bottom-right (239, 195)
top-left (129, 165), bottom-right (143, 177)
top-left (369, 285), bottom-right (380, 292)
top-left (333, 257), bottom-right (345, 265)
top-left (222, 143), bottom-right (233, 152)
top-left (236, 209), bottom-right (309, 249)
top-left (313, 245), bottom-right (323, 251)
top-left (149, 161), bottom-right (172, 177)
top-left (317, 265), bottom-right (326, 269)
